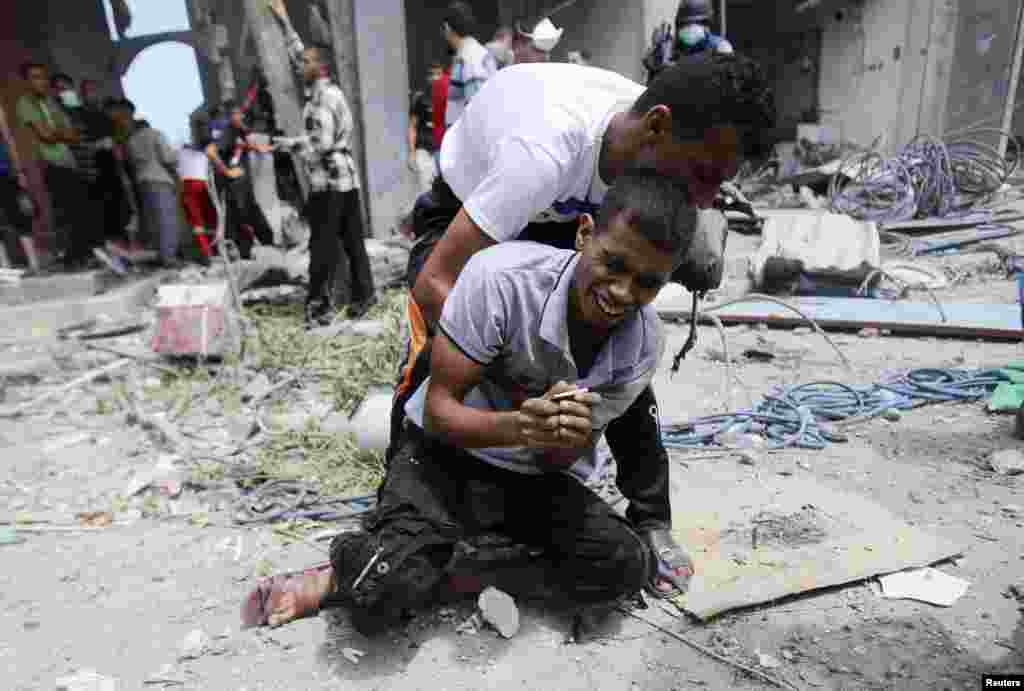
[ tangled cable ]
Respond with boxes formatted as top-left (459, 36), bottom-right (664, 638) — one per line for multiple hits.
top-left (662, 367), bottom-right (1008, 452)
top-left (829, 128), bottom-right (1021, 224)
top-left (233, 479), bottom-right (376, 525)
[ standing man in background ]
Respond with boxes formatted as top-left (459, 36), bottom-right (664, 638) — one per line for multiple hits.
top-left (407, 89), bottom-right (436, 195)
top-left (442, 2), bottom-right (497, 131)
top-left (644, 0), bottom-right (733, 83)
top-left (0, 101), bottom-right (39, 271)
top-left (17, 62), bottom-right (92, 270)
top-left (430, 57), bottom-right (451, 172)
top-left (269, 0), bottom-right (376, 325)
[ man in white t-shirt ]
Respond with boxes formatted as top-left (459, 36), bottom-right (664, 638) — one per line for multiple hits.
top-left (442, 2), bottom-right (497, 128)
top-left (395, 54), bottom-right (774, 600)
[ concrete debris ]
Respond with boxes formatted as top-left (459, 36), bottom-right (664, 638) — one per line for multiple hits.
top-left (143, 664), bottom-right (185, 686)
top-left (755, 650), bottom-right (782, 669)
top-left (241, 373), bottom-right (272, 402)
top-left (42, 432), bottom-right (95, 454)
top-left (478, 586), bottom-right (520, 639)
top-left (55, 669), bottom-right (118, 691)
top-left (365, 239), bottom-right (411, 289)
top-left (309, 319), bottom-right (387, 340)
top-left (456, 613), bottom-right (482, 635)
top-left (341, 647), bottom-right (365, 665)
top-left (178, 629), bottom-right (211, 661)
top-left (988, 449), bottom-right (1024, 476)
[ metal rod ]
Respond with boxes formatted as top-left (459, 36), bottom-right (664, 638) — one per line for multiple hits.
top-left (1000, 0), bottom-right (1024, 159)
top-left (720, 0), bottom-right (727, 36)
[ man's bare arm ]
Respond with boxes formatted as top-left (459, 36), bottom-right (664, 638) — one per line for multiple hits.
top-left (425, 332), bottom-right (596, 450)
top-left (411, 209), bottom-right (496, 326)
top-left (424, 333), bottom-right (523, 448)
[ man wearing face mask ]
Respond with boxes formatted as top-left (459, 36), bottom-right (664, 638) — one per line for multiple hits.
top-left (17, 63), bottom-right (94, 270)
top-left (644, 0), bottom-right (733, 84)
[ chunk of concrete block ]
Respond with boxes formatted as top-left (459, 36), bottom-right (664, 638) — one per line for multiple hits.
top-left (151, 283), bottom-right (240, 358)
top-left (478, 587), bottom-right (520, 638)
top-left (55, 669), bottom-right (118, 691)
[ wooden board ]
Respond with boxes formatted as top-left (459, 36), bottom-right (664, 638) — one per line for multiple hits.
top-left (667, 459), bottom-right (962, 621)
top-left (656, 296), bottom-right (1024, 339)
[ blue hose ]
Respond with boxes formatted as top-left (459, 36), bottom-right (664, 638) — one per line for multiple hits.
top-left (662, 367), bottom-right (1009, 452)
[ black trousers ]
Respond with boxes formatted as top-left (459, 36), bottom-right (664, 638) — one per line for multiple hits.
top-left (328, 428), bottom-right (651, 631)
top-left (305, 188), bottom-right (375, 309)
top-left (391, 177), bottom-right (672, 531)
top-left (219, 176), bottom-right (274, 260)
top-left (45, 164), bottom-right (100, 265)
top-left (0, 175), bottom-right (31, 265)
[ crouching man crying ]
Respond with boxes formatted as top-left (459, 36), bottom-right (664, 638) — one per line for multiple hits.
top-left (242, 172), bottom-right (697, 637)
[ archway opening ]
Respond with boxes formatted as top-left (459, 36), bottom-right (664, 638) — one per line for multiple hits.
top-left (103, 0), bottom-right (192, 40)
top-left (122, 41), bottom-right (203, 147)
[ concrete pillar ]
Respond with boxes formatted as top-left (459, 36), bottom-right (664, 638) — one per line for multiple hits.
top-left (239, 0), bottom-right (305, 148)
top-left (352, 0), bottom-right (415, 237)
top-left (327, 0), bottom-right (415, 238)
top-left (324, 0), bottom-right (370, 236)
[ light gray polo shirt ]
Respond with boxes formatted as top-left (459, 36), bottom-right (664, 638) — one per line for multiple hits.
top-left (404, 241), bottom-right (665, 476)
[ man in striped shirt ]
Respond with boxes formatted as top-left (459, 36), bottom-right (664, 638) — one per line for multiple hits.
top-left (269, 0), bottom-right (376, 325)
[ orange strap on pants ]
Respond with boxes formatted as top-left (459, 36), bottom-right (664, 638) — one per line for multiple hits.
top-left (397, 293), bottom-right (431, 398)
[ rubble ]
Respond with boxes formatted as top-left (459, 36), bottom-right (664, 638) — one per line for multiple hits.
top-left (178, 629), bottom-right (212, 661)
top-left (988, 449), bottom-right (1024, 476)
top-left (55, 670), bottom-right (118, 691)
top-left (478, 586), bottom-right (520, 639)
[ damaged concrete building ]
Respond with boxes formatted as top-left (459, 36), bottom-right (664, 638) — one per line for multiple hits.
top-left (2, 0), bottom-right (1024, 249)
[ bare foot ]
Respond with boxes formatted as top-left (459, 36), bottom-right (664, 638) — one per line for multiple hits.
top-left (266, 567), bottom-right (335, 627)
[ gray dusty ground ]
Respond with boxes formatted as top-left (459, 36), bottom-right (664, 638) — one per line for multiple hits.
top-left (4, 227), bottom-right (1024, 690)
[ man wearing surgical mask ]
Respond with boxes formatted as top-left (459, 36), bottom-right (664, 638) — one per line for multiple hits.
top-left (16, 64), bottom-right (95, 270)
top-left (52, 73), bottom-right (110, 265)
top-left (644, 0), bottom-right (733, 83)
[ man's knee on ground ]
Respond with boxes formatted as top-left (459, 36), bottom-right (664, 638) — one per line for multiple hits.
top-left (569, 527), bottom-right (651, 603)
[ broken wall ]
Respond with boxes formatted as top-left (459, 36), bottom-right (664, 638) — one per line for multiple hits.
top-left (944, 0), bottom-right (1024, 143)
top-left (814, 0), bottom-right (1019, 152)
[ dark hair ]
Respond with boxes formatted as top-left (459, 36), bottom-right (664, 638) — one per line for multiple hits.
top-left (107, 97), bottom-right (135, 115)
top-left (20, 61), bottom-right (46, 79)
top-left (443, 1), bottom-right (476, 37)
top-left (494, 26), bottom-right (515, 40)
top-left (81, 79), bottom-right (98, 90)
top-left (632, 53), bottom-right (775, 157)
top-left (50, 72), bottom-right (74, 89)
top-left (595, 171), bottom-right (696, 263)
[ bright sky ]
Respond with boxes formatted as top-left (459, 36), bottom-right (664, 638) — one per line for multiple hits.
top-left (104, 0), bottom-right (203, 147)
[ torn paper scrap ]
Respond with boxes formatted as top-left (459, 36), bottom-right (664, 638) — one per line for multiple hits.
top-left (879, 568), bottom-right (970, 607)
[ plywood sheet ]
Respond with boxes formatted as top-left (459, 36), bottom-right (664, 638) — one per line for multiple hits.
top-left (668, 462), bottom-right (962, 621)
top-left (656, 296), bottom-right (1023, 339)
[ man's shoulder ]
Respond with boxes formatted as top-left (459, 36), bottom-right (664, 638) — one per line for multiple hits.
top-left (464, 242), bottom-right (573, 289)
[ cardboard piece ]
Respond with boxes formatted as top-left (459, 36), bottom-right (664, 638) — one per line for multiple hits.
top-left (666, 455), bottom-right (962, 621)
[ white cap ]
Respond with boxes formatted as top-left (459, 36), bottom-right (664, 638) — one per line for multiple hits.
top-left (526, 18), bottom-right (563, 52)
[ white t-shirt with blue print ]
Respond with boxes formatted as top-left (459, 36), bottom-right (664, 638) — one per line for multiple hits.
top-left (439, 63), bottom-right (645, 243)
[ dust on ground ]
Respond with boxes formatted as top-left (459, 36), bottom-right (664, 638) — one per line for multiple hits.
top-left (3, 229), bottom-right (1024, 690)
